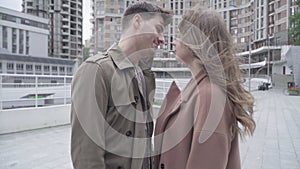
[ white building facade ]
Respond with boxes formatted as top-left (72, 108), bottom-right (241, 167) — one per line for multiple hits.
top-left (0, 6), bottom-right (49, 57)
top-left (22, 0), bottom-right (83, 59)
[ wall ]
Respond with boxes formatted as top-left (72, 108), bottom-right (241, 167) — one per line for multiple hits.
top-left (29, 31), bottom-right (48, 57)
top-left (272, 74), bottom-right (293, 89)
top-left (0, 105), bottom-right (71, 134)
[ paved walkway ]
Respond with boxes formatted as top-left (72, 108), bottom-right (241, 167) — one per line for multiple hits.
top-left (0, 89), bottom-right (300, 169)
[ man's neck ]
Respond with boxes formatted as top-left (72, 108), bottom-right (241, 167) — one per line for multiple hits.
top-left (118, 38), bottom-right (140, 65)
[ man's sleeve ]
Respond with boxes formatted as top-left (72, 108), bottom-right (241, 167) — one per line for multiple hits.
top-left (71, 62), bottom-right (108, 169)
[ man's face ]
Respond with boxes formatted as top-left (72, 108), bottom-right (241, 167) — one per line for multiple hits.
top-left (134, 15), bottom-right (165, 51)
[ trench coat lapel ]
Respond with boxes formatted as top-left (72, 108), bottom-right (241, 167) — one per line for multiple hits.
top-left (156, 70), bottom-right (208, 135)
top-left (155, 81), bottom-right (181, 134)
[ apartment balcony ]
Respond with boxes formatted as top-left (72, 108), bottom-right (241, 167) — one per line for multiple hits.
top-left (268, 0), bottom-right (275, 5)
top-left (230, 15), bottom-right (238, 20)
top-left (61, 10), bottom-right (69, 15)
top-left (62, 45), bottom-right (70, 50)
top-left (76, 14), bottom-right (83, 19)
top-left (62, 3), bottom-right (69, 8)
top-left (77, 5), bottom-right (82, 12)
top-left (62, 17), bottom-right (69, 22)
top-left (61, 31), bottom-right (69, 35)
top-left (26, 5), bottom-right (34, 9)
top-left (62, 38), bottom-right (69, 42)
top-left (62, 24), bottom-right (69, 29)
top-left (231, 24), bottom-right (238, 28)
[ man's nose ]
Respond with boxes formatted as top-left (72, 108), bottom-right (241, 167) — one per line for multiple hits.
top-left (158, 33), bottom-right (165, 44)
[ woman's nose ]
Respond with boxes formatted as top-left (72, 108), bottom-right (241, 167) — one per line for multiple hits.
top-left (171, 41), bottom-right (176, 46)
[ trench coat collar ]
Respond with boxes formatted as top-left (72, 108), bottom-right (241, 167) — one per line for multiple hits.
top-left (181, 68), bottom-right (208, 102)
top-left (155, 69), bottom-right (208, 138)
top-left (107, 42), bottom-right (135, 70)
top-left (158, 69), bottom-right (208, 122)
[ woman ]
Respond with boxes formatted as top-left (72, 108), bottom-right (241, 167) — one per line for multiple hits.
top-left (154, 8), bottom-right (255, 169)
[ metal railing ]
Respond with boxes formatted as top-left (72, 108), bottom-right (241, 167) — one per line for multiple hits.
top-left (0, 74), bottom-right (72, 110)
top-left (0, 73), bottom-right (192, 110)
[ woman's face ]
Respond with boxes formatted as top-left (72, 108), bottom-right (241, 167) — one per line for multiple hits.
top-left (172, 39), bottom-right (194, 65)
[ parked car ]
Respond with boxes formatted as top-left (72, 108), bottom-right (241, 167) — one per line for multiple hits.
top-left (258, 82), bottom-right (271, 91)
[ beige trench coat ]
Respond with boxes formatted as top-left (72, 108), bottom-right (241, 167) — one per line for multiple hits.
top-left (154, 70), bottom-right (241, 169)
top-left (71, 43), bottom-right (155, 169)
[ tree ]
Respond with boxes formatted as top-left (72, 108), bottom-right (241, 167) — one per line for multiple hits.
top-left (289, 0), bottom-right (300, 45)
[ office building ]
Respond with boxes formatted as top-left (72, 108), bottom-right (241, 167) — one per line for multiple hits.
top-left (22, 0), bottom-right (83, 59)
top-left (0, 6), bottom-right (49, 57)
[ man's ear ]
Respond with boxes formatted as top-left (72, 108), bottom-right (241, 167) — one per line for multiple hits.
top-left (133, 14), bottom-right (143, 29)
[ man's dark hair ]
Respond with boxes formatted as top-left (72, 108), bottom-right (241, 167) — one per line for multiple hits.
top-left (121, 1), bottom-right (172, 31)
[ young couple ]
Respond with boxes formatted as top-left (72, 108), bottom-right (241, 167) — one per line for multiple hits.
top-left (70, 1), bottom-right (255, 169)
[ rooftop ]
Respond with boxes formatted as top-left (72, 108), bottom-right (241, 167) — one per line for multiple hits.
top-left (0, 89), bottom-right (300, 169)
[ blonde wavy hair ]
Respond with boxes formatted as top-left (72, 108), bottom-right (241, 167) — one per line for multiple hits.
top-left (178, 7), bottom-right (255, 137)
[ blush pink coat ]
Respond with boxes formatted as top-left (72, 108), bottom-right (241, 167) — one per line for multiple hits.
top-left (154, 71), bottom-right (241, 169)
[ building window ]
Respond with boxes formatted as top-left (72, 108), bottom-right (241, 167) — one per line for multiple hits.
top-left (35, 65), bottom-right (42, 71)
top-left (12, 28), bottom-right (17, 53)
top-left (44, 65), bottom-right (50, 72)
top-left (241, 37), bottom-right (245, 43)
top-left (67, 67), bottom-right (73, 73)
top-left (52, 66), bottom-right (58, 72)
top-left (7, 63), bottom-right (14, 70)
top-left (278, 24), bottom-right (282, 32)
top-left (27, 1), bottom-right (33, 6)
top-left (26, 64), bottom-right (33, 71)
top-left (278, 12), bottom-right (281, 20)
top-left (233, 37), bottom-right (237, 43)
top-left (19, 30), bottom-right (24, 54)
top-left (59, 66), bottom-right (65, 73)
top-left (231, 29), bottom-right (238, 35)
top-left (110, 8), bottom-right (114, 13)
top-left (110, 0), bottom-right (114, 5)
top-left (16, 63), bottom-right (24, 71)
top-left (12, 45), bottom-right (17, 53)
top-left (2, 26), bottom-right (8, 49)
top-left (185, 1), bottom-right (191, 7)
top-left (241, 18), bottom-right (245, 24)
top-left (241, 27), bottom-right (245, 33)
top-left (97, 1), bottom-right (104, 7)
top-left (118, 8), bottom-right (124, 14)
top-left (118, 0), bottom-right (124, 5)
top-left (241, 9), bottom-right (245, 14)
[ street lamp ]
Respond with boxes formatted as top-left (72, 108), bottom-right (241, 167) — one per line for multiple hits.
top-left (248, 36), bottom-right (251, 92)
top-left (267, 34), bottom-right (270, 83)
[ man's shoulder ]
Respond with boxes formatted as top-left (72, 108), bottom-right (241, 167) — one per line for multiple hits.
top-left (86, 53), bottom-right (111, 65)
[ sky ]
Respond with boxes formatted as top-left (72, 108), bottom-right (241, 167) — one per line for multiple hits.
top-left (0, 0), bottom-right (92, 45)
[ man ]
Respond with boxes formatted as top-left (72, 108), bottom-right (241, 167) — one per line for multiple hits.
top-left (71, 2), bottom-right (172, 169)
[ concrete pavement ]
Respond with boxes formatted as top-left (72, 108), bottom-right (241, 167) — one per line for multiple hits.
top-left (0, 89), bottom-right (299, 169)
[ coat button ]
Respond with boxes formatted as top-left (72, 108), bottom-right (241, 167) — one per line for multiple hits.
top-left (134, 96), bottom-right (139, 102)
top-left (160, 163), bottom-right (165, 169)
top-left (125, 130), bottom-right (132, 137)
top-left (117, 166), bottom-right (124, 169)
